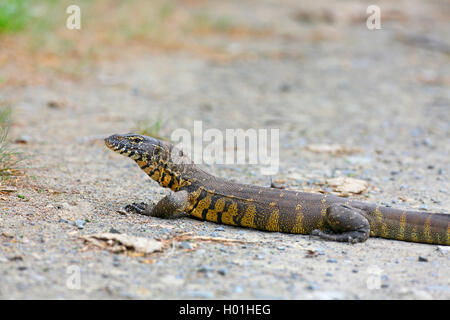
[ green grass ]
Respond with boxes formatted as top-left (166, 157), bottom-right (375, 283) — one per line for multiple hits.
top-left (189, 12), bottom-right (235, 33)
top-left (135, 114), bottom-right (165, 140)
top-left (0, 106), bottom-right (23, 179)
top-left (0, 106), bottom-right (11, 125)
top-left (0, 0), bottom-right (29, 34)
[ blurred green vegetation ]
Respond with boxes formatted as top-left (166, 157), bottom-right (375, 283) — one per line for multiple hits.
top-left (135, 114), bottom-right (166, 140)
top-left (0, 105), bottom-right (23, 180)
top-left (189, 12), bottom-right (235, 33)
top-left (0, 1), bottom-right (262, 79)
top-left (0, 0), bottom-right (29, 33)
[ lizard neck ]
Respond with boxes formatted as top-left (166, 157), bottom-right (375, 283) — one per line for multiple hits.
top-left (134, 145), bottom-right (206, 192)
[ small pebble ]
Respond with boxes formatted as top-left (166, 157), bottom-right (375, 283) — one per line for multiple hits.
top-left (74, 219), bottom-right (86, 229)
top-left (315, 248), bottom-right (326, 255)
top-left (233, 286), bottom-right (243, 293)
top-left (198, 266), bottom-right (214, 273)
top-left (431, 198), bottom-right (441, 204)
top-left (418, 256), bottom-right (428, 262)
top-left (422, 138), bottom-right (433, 147)
top-left (179, 242), bottom-right (194, 250)
top-left (279, 83), bottom-right (292, 92)
top-left (14, 135), bottom-right (30, 144)
top-left (307, 281), bottom-right (319, 291)
top-left (157, 228), bottom-right (170, 235)
top-left (59, 218), bottom-right (72, 225)
top-left (217, 268), bottom-right (228, 276)
top-left (327, 258), bottom-right (338, 263)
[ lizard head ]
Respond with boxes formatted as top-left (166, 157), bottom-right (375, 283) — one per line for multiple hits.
top-left (105, 133), bottom-right (192, 190)
top-left (105, 133), bottom-right (163, 160)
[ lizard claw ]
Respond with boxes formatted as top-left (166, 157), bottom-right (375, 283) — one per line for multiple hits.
top-left (311, 229), bottom-right (327, 237)
top-left (124, 202), bottom-right (148, 214)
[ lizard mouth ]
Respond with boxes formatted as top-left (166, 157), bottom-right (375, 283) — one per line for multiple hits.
top-left (104, 134), bottom-right (124, 152)
top-left (104, 133), bottom-right (150, 157)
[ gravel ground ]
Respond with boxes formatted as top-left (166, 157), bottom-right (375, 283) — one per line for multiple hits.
top-left (0, 0), bottom-right (449, 299)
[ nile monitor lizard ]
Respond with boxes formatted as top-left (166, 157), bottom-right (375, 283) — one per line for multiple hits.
top-left (105, 133), bottom-right (449, 245)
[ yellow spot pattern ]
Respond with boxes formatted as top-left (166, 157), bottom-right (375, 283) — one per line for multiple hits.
top-left (136, 160), bottom-right (146, 167)
top-left (240, 204), bottom-right (257, 228)
top-left (375, 206), bottom-right (383, 235)
top-left (411, 226), bottom-right (419, 242)
top-left (447, 223), bottom-right (450, 245)
top-left (161, 172), bottom-right (172, 188)
top-left (317, 196), bottom-right (328, 230)
top-left (423, 214), bottom-right (433, 243)
top-left (221, 201), bottom-right (238, 226)
top-left (151, 170), bottom-right (161, 181)
top-left (143, 166), bottom-right (153, 175)
top-left (397, 211), bottom-right (406, 240)
top-left (266, 209), bottom-right (280, 232)
top-left (205, 197), bottom-right (226, 223)
top-left (381, 223), bottom-right (389, 238)
top-left (186, 188), bottom-right (202, 214)
top-left (291, 204), bottom-right (305, 234)
top-left (191, 192), bottom-right (212, 219)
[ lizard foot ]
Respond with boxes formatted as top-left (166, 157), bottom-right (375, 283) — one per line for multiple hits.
top-left (311, 229), bottom-right (365, 244)
top-left (123, 202), bottom-right (155, 215)
top-left (310, 203), bottom-right (370, 243)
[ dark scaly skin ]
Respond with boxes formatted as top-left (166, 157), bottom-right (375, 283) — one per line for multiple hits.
top-left (105, 134), bottom-right (450, 245)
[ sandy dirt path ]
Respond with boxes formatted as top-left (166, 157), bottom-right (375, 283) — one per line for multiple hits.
top-left (0, 0), bottom-right (449, 299)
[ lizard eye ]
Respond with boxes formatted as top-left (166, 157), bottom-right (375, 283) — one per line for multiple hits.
top-left (128, 136), bottom-right (143, 143)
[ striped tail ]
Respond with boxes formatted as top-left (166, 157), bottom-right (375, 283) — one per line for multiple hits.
top-left (364, 204), bottom-right (450, 245)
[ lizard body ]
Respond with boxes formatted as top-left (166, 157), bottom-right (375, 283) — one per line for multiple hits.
top-left (105, 134), bottom-right (449, 245)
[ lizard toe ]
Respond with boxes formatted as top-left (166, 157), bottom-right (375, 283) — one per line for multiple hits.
top-left (124, 202), bottom-right (148, 214)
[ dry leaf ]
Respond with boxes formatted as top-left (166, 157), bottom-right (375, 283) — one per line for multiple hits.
top-left (140, 259), bottom-right (156, 264)
top-left (173, 233), bottom-right (249, 244)
top-left (81, 232), bottom-right (250, 257)
top-left (47, 99), bottom-right (67, 109)
top-left (81, 233), bottom-right (164, 255)
top-left (326, 177), bottom-right (368, 195)
top-left (305, 249), bottom-right (319, 258)
top-left (0, 186), bottom-right (17, 193)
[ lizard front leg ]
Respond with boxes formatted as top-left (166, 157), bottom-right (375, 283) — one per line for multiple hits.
top-left (311, 203), bottom-right (370, 243)
top-left (124, 190), bottom-right (190, 218)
